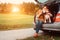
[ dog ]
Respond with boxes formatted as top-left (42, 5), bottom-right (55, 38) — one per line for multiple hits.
top-left (44, 13), bottom-right (52, 23)
top-left (42, 6), bottom-right (52, 23)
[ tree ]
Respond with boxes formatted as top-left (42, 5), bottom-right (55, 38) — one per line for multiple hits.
top-left (19, 2), bottom-right (40, 15)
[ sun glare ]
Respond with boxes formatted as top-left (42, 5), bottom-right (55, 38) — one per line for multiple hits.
top-left (12, 6), bottom-right (19, 12)
top-left (10, 6), bottom-right (21, 16)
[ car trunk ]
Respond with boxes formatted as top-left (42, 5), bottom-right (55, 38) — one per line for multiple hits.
top-left (42, 3), bottom-right (60, 30)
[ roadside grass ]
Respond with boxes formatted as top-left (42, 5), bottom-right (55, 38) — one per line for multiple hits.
top-left (0, 14), bottom-right (34, 30)
top-left (0, 24), bottom-right (33, 30)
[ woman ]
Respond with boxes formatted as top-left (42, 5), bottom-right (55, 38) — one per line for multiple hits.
top-left (33, 9), bottom-right (44, 37)
top-left (33, 5), bottom-right (51, 37)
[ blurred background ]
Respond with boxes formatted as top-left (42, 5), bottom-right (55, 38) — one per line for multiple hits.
top-left (0, 0), bottom-right (40, 30)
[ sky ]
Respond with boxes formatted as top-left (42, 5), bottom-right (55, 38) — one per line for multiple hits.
top-left (0, 0), bottom-right (37, 4)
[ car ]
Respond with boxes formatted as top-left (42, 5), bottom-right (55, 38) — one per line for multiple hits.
top-left (34, 0), bottom-right (60, 32)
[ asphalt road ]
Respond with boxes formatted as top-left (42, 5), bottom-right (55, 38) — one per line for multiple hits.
top-left (0, 28), bottom-right (43, 40)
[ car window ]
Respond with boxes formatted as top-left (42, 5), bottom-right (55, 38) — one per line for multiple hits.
top-left (38, 0), bottom-right (48, 3)
top-left (59, 4), bottom-right (60, 10)
top-left (58, 3), bottom-right (60, 13)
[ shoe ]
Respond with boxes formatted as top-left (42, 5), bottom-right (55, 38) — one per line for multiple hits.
top-left (33, 33), bottom-right (38, 38)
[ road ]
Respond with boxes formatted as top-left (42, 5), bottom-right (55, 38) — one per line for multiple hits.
top-left (0, 28), bottom-right (43, 40)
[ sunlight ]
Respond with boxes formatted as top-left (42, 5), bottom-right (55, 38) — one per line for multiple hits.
top-left (12, 6), bottom-right (19, 12)
top-left (10, 5), bottom-right (21, 16)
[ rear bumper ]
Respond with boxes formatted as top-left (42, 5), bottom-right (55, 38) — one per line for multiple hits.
top-left (42, 22), bottom-right (60, 31)
top-left (42, 28), bottom-right (60, 31)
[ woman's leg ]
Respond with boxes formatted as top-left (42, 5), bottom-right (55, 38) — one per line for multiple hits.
top-left (33, 20), bottom-right (43, 37)
top-left (35, 20), bottom-right (43, 33)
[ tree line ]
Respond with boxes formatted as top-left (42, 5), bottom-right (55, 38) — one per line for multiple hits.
top-left (0, 2), bottom-right (40, 15)
top-left (20, 2), bottom-right (40, 15)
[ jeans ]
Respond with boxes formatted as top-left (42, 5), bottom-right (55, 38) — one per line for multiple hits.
top-left (35, 20), bottom-right (43, 33)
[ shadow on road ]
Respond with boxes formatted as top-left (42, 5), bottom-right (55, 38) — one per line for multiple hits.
top-left (43, 31), bottom-right (60, 36)
top-left (40, 31), bottom-right (60, 40)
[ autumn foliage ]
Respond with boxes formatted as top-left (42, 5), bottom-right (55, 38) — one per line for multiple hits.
top-left (0, 2), bottom-right (40, 15)
top-left (20, 2), bottom-right (40, 15)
